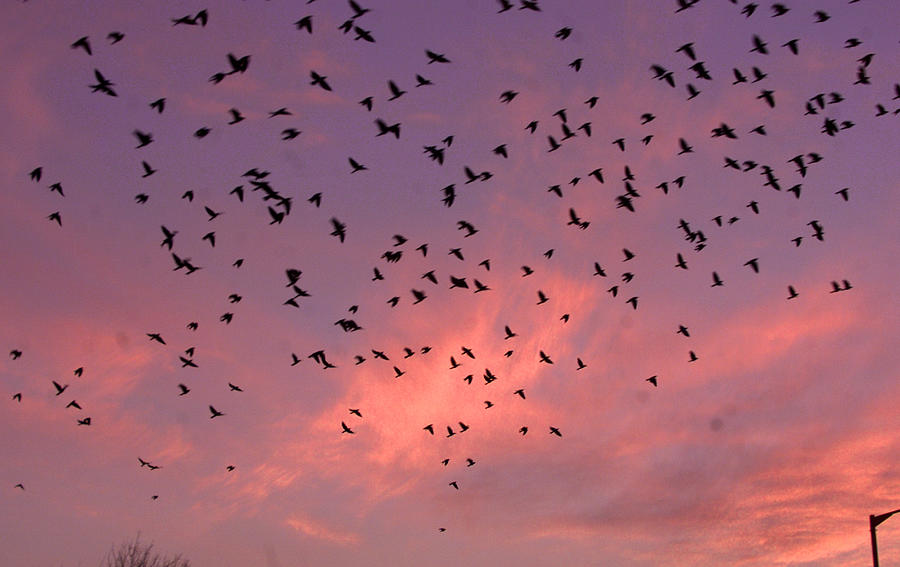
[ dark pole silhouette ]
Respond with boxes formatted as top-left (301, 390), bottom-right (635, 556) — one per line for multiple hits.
top-left (870, 508), bottom-right (900, 567)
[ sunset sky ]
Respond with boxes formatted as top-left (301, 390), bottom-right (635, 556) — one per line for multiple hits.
top-left (1, 1), bottom-right (898, 565)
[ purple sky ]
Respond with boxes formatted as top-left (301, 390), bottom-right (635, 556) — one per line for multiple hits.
top-left (1, 1), bottom-right (899, 565)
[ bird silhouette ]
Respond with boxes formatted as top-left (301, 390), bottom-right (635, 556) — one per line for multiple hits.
top-left (71, 36), bottom-right (92, 55)
top-left (744, 258), bottom-right (760, 273)
top-left (310, 71), bottom-right (332, 91)
top-left (294, 15), bottom-right (313, 33)
top-left (676, 42), bottom-right (696, 60)
top-left (424, 49), bottom-right (450, 65)
top-left (226, 53), bottom-right (250, 74)
top-left (383, 81), bottom-right (406, 102)
top-left (353, 26), bottom-right (375, 42)
top-left (133, 130), bottom-right (153, 148)
top-left (227, 108), bottom-right (245, 124)
top-left (499, 90), bottom-right (518, 103)
top-left (782, 39), bottom-right (799, 55)
top-left (90, 69), bottom-right (117, 96)
top-left (750, 35), bottom-right (768, 55)
top-left (375, 119), bottom-right (400, 138)
top-left (330, 218), bottom-right (347, 242)
top-left (348, 157), bottom-right (367, 173)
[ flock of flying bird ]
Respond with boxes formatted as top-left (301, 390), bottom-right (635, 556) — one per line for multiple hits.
top-left (6, 0), bottom-right (895, 537)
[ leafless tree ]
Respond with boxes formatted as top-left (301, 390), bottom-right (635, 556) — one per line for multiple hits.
top-left (100, 534), bottom-right (190, 567)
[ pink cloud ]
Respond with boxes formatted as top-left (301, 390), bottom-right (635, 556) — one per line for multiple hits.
top-left (285, 513), bottom-right (361, 545)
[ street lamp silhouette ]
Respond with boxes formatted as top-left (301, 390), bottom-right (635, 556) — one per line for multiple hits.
top-left (870, 508), bottom-right (900, 567)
